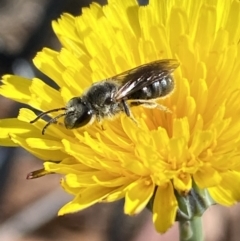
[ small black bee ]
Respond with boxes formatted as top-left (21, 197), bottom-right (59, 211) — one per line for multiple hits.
top-left (30, 59), bottom-right (179, 134)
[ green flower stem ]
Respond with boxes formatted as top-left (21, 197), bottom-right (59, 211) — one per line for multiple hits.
top-left (179, 216), bottom-right (203, 241)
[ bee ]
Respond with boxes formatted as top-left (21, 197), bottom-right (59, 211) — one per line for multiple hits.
top-left (30, 59), bottom-right (179, 134)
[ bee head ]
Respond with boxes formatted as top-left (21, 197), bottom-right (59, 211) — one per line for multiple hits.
top-left (64, 97), bottom-right (93, 129)
top-left (30, 97), bottom-right (93, 135)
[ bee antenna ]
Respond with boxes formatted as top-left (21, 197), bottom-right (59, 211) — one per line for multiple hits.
top-left (42, 113), bottom-right (67, 135)
top-left (30, 107), bottom-right (67, 124)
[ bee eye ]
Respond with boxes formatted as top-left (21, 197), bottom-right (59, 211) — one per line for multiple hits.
top-left (73, 106), bottom-right (93, 128)
top-left (64, 98), bottom-right (93, 129)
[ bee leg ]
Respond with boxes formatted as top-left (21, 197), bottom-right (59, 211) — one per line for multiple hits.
top-left (129, 100), bottom-right (171, 113)
top-left (100, 124), bottom-right (105, 130)
top-left (122, 100), bottom-right (131, 116)
top-left (122, 100), bottom-right (138, 125)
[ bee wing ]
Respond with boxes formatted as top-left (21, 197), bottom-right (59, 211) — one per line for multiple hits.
top-left (111, 59), bottom-right (179, 101)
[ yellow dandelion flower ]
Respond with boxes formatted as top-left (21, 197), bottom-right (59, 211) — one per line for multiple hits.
top-left (1, 0), bottom-right (240, 234)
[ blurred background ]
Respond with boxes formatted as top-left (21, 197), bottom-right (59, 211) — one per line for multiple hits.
top-left (0, 0), bottom-right (240, 241)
